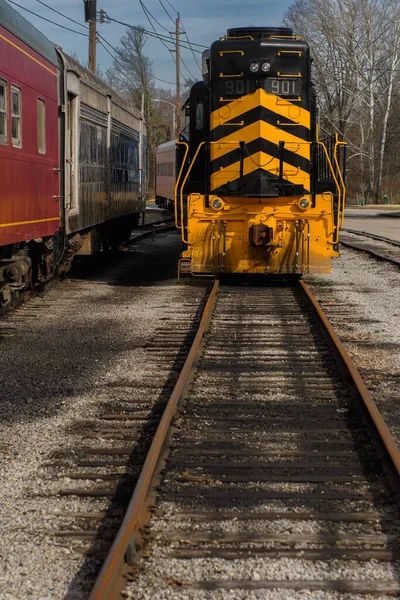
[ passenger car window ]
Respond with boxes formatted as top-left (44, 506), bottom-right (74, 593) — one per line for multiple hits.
top-left (0, 79), bottom-right (7, 144)
top-left (11, 86), bottom-right (22, 147)
top-left (37, 98), bottom-right (46, 154)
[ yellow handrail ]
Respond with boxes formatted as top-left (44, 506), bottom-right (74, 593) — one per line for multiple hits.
top-left (269, 35), bottom-right (302, 40)
top-left (179, 142), bottom-right (206, 244)
top-left (174, 141), bottom-right (189, 229)
top-left (220, 35), bottom-right (254, 41)
top-left (316, 125), bottom-right (342, 245)
top-left (333, 135), bottom-right (347, 228)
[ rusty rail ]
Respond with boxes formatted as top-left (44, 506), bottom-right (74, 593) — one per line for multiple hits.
top-left (300, 280), bottom-right (400, 494)
top-left (88, 279), bottom-right (219, 600)
top-left (129, 222), bottom-right (175, 242)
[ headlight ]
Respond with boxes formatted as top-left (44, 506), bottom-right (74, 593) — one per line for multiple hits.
top-left (261, 61), bottom-right (271, 73)
top-left (249, 62), bottom-right (260, 73)
top-left (298, 197), bottom-right (310, 210)
top-left (211, 198), bottom-right (223, 210)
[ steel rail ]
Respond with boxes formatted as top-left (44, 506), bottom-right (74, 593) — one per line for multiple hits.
top-left (341, 228), bottom-right (400, 248)
top-left (300, 280), bottom-right (400, 491)
top-left (129, 223), bottom-right (176, 243)
top-left (141, 217), bottom-right (174, 228)
top-left (89, 279), bottom-right (220, 600)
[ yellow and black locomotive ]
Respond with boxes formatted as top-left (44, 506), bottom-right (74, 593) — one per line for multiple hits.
top-left (175, 26), bottom-right (346, 276)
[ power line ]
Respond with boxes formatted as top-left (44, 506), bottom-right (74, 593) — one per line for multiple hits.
top-left (104, 12), bottom-right (206, 48)
top-left (180, 16), bottom-right (202, 71)
top-left (101, 8), bottom-right (202, 83)
top-left (97, 38), bottom-right (135, 85)
top-left (33, 0), bottom-right (88, 30)
top-left (98, 37), bottom-right (121, 64)
top-left (23, 0), bottom-right (184, 84)
top-left (138, 0), bottom-right (171, 35)
top-left (134, 2), bottom-right (189, 85)
top-left (164, 0), bottom-right (178, 15)
top-left (159, 0), bottom-right (203, 72)
top-left (12, 0), bottom-right (199, 84)
top-left (102, 15), bottom-right (202, 86)
top-left (135, 3), bottom-right (199, 81)
top-left (180, 54), bottom-right (196, 80)
top-left (157, 0), bottom-right (175, 26)
top-left (155, 0), bottom-right (202, 75)
top-left (137, 0), bottom-right (202, 75)
top-left (7, 0), bottom-right (88, 36)
top-left (152, 0), bottom-right (205, 70)
top-left (98, 32), bottom-right (176, 86)
top-left (106, 16), bottom-right (204, 52)
top-left (136, 4), bottom-right (179, 61)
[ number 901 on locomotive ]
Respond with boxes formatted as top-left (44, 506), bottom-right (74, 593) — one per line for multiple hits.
top-left (219, 78), bottom-right (303, 98)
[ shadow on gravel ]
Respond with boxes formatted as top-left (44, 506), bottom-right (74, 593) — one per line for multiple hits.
top-left (64, 289), bottom-right (209, 599)
top-left (0, 233), bottom-right (184, 424)
top-left (69, 231), bottom-right (181, 286)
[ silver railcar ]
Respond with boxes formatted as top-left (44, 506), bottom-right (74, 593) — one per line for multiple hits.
top-left (58, 52), bottom-right (147, 252)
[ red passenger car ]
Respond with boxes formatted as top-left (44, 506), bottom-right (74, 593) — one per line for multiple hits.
top-left (1, 0), bottom-right (146, 306)
top-left (0, 0), bottom-right (59, 297)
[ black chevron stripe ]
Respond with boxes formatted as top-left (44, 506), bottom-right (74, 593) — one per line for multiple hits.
top-left (210, 137), bottom-right (310, 175)
top-left (212, 105), bottom-right (310, 142)
top-left (211, 169), bottom-right (306, 197)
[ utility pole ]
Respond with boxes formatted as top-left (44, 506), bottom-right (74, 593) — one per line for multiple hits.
top-left (139, 92), bottom-right (144, 200)
top-left (84, 0), bottom-right (97, 74)
top-left (175, 14), bottom-right (181, 135)
top-left (89, 20), bottom-right (97, 73)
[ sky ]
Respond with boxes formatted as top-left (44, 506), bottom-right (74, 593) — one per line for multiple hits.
top-left (12, 0), bottom-right (294, 89)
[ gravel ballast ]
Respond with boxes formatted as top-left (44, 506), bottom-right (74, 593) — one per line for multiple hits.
top-left (306, 246), bottom-right (400, 441)
top-left (0, 227), bottom-right (208, 599)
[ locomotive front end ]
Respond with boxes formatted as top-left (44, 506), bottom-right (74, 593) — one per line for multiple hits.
top-left (176, 27), bottom-right (345, 276)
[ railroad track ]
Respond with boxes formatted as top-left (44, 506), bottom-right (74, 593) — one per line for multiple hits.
top-left (88, 280), bottom-right (400, 599)
top-left (130, 219), bottom-right (174, 240)
top-left (340, 228), bottom-right (400, 267)
top-left (342, 229), bottom-right (400, 248)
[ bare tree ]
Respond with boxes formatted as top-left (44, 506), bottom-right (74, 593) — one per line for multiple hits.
top-left (285, 0), bottom-right (358, 137)
top-left (105, 27), bottom-right (159, 196)
top-left (285, 0), bottom-right (400, 202)
top-left (375, 0), bottom-right (400, 196)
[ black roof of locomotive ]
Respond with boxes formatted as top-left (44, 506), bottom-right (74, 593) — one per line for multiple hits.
top-left (227, 27), bottom-right (294, 40)
top-left (0, 0), bottom-right (58, 66)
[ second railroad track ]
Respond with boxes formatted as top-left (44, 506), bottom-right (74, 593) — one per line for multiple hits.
top-left (340, 228), bottom-right (400, 267)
